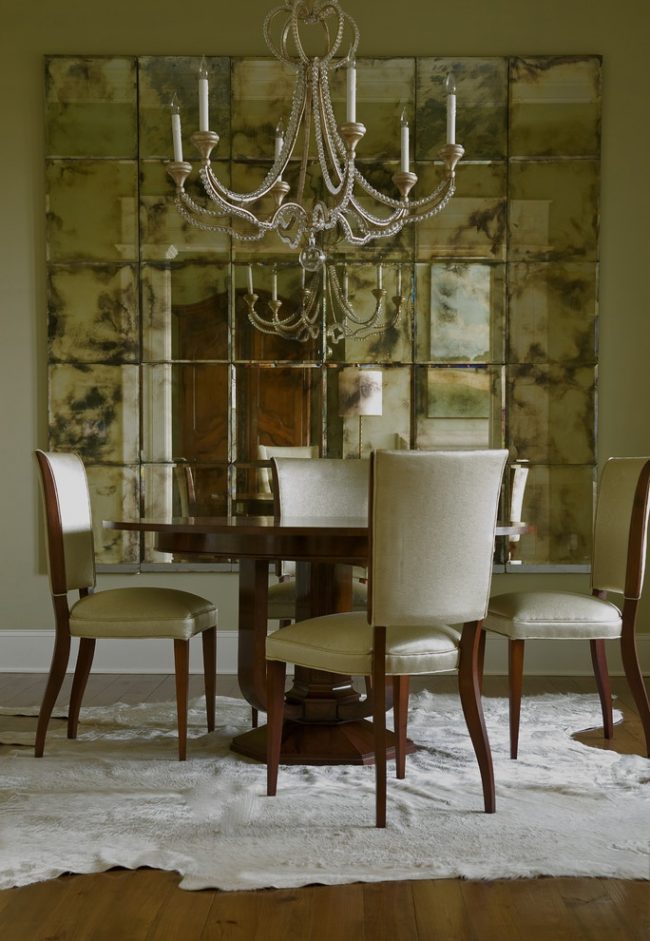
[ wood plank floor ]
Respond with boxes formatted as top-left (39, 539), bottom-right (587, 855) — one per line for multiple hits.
top-left (0, 673), bottom-right (647, 941)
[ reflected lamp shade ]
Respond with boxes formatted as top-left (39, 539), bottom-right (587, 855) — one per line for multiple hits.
top-left (338, 368), bottom-right (383, 417)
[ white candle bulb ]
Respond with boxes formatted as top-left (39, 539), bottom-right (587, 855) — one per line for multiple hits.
top-left (400, 109), bottom-right (410, 173)
top-left (346, 56), bottom-right (357, 123)
top-left (198, 57), bottom-right (209, 132)
top-left (445, 72), bottom-right (457, 146)
top-left (272, 269), bottom-right (278, 302)
top-left (247, 265), bottom-right (254, 295)
top-left (170, 95), bottom-right (183, 162)
top-left (377, 264), bottom-right (383, 290)
top-left (275, 120), bottom-right (284, 162)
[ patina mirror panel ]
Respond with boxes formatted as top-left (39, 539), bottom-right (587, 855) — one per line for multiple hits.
top-left (45, 54), bottom-right (601, 567)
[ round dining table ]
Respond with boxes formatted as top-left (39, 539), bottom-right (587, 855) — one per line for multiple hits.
top-left (105, 514), bottom-right (526, 766)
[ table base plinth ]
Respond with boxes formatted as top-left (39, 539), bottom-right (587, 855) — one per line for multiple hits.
top-left (230, 719), bottom-right (417, 766)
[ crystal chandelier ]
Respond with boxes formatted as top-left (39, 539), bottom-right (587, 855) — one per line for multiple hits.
top-left (167, 0), bottom-right (463, 341)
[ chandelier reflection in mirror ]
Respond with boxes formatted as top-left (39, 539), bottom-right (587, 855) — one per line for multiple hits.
top-left (167, 0), bottom-right (464, 341)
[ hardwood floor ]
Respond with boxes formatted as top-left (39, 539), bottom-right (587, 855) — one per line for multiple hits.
top-left (0, 673), bottom-right (648, 941)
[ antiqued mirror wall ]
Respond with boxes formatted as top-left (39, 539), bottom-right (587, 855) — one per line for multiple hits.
top-left (45, 54), bottom-right (600, 570)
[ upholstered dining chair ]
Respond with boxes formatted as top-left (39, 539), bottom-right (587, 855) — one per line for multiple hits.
top-left (265, 448), bottom-right (509, 827)
top-left (249, 457), bottom-right (370, 728)
top-left (506, 461), bottom-right (529, 563)
top-left (256, 444), bottom-right (319, 495)
top-left (34, 450), bottom-right (218, 761)
top-left (266, 455), bottom-right (370, 617)
top-left (485, 456), bottom-right (650, 760)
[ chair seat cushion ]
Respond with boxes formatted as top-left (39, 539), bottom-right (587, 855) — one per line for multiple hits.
top-left (267, 578), bottom-right (368, 620)
top-left (485, 591), bottom-right (622, 640)
top-left (266, 611), bottom-right (460, 675)
top-left (69, 587), bottom-right (217, 641)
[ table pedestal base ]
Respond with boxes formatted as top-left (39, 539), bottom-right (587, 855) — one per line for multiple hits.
top-left (231, 719), bottom-right (417, 766)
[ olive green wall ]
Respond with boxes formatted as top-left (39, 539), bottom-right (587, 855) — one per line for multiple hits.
top-left (2, 0), bottom-right (649, 666)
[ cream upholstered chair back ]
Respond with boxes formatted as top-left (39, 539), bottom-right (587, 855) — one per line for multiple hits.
top-left (591, 457), bottom-right (650, 599)
top-left (257, 445), bottom-right (319, 494)
top-left (370, 449), bottom-right (508, 627)
top-left (272, 457), bottom-right (369, 518)
top-left (510, 462), bottom-right (529, 524)
top-left (35, 450), bottom-right (96, 595)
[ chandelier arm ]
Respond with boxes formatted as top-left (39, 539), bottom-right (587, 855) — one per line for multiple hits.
top-left (175, 194), bottom-right (269, 239)
top-left (334, 179), bottom-right (456, 247)
top-left (326, 272), bottom-right (405, 341)
top-left (313, 62), bottom-right (346, 195)
top-left (319, 64), bottom-right (350, 160)
top-left (346, 196), bottom-right (409, 229)
top-left (199, 168), bottom-right (277, 230)
top-left (194, 69), bottom-right (307, 208)
top-left (327, 268), bottom-right (384, 326)
top-left (327, 267), bottom-right (407, 339)
top-left (334, 209), bottom-right (414, 246)
top-left (354, 166), bottom-right (453, 211)
top-left (296, 82), bottom-right (313, 205)
top-left (263, 4), bottom-right (297, 64)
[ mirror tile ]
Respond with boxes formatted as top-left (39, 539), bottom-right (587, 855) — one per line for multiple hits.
top-left (86, 463), bottom-right (140, 564)
top-left (138, 56), bottom-right (230, 159)
top-left (325, 263), bottom-right (413, 364)
top-left (508, 159), bottom-right (599, 261)
top-left (46, 159), bottom-right (138, 262)
top-left (416, 58), bottom-right (508, 161)
top-left (508, 262), bottom-right (598, 364)
top-left (139, 159), bottom-right (231, 261)
top-left (235, 365), bottom-right (323, 463)
top-left (141, 363), bottom-right (229, 463)
top-left (510, 57), bottom-right (601, 158)
top-left (141, 262), bottom-right (229, 363)
top-left (507, 364), bottom-right (596, 463)
top-left (48, 264), bottom-right (139, 363)
top-left (48, 363), bottom-right (140, 462)
top-left (415, 162), bottom-right (507, 260)
top-left (415, 262), bottom-right (505, 363)
top-left (233, 263), bottom-right (322, 362)
top-left (45, 56), bottom-right (137, 158)
top-left (513, 464), bottom-right (594, 565)
top-left (329, 58), bottom-right (415, 160)
top-left (415, 365), bottom-right (503, 449)
top-left (329, 366), bottom-right (411, 458)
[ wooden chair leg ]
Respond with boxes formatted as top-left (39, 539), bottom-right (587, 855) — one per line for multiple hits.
top-left (202, 627), bottom-right (217, 733)
top-left (392, 675), bottom-right (409, 780)
top-left (68, 637), bottom-right (95, 739)
top-left (255, 618), bottom-right (290, 730)
top-left (174, 639), bottom-right (190, 761)
top-left (508, 638), bottom-right (525, 760)
top-left (621, 630), bottom-right (650, 758)
top-left (266, 659), bottom-right (287, 796)
top-left (458, 621), bottom-right (495, 814)
top-left (477, 627), bottom-right (486, 695)
top-left (373, 626), bottom-right (388, 828)
top-left (35, 633), bottom-right (71, 758)
top-left (590, 638), bottom-right (613, 740)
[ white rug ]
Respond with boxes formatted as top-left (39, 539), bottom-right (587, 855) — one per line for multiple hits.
top-left (0, 692), bottom-right (648, 891)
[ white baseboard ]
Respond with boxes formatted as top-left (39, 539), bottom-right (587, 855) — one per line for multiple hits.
top-left (0, 630), bottom-right (648, 676)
